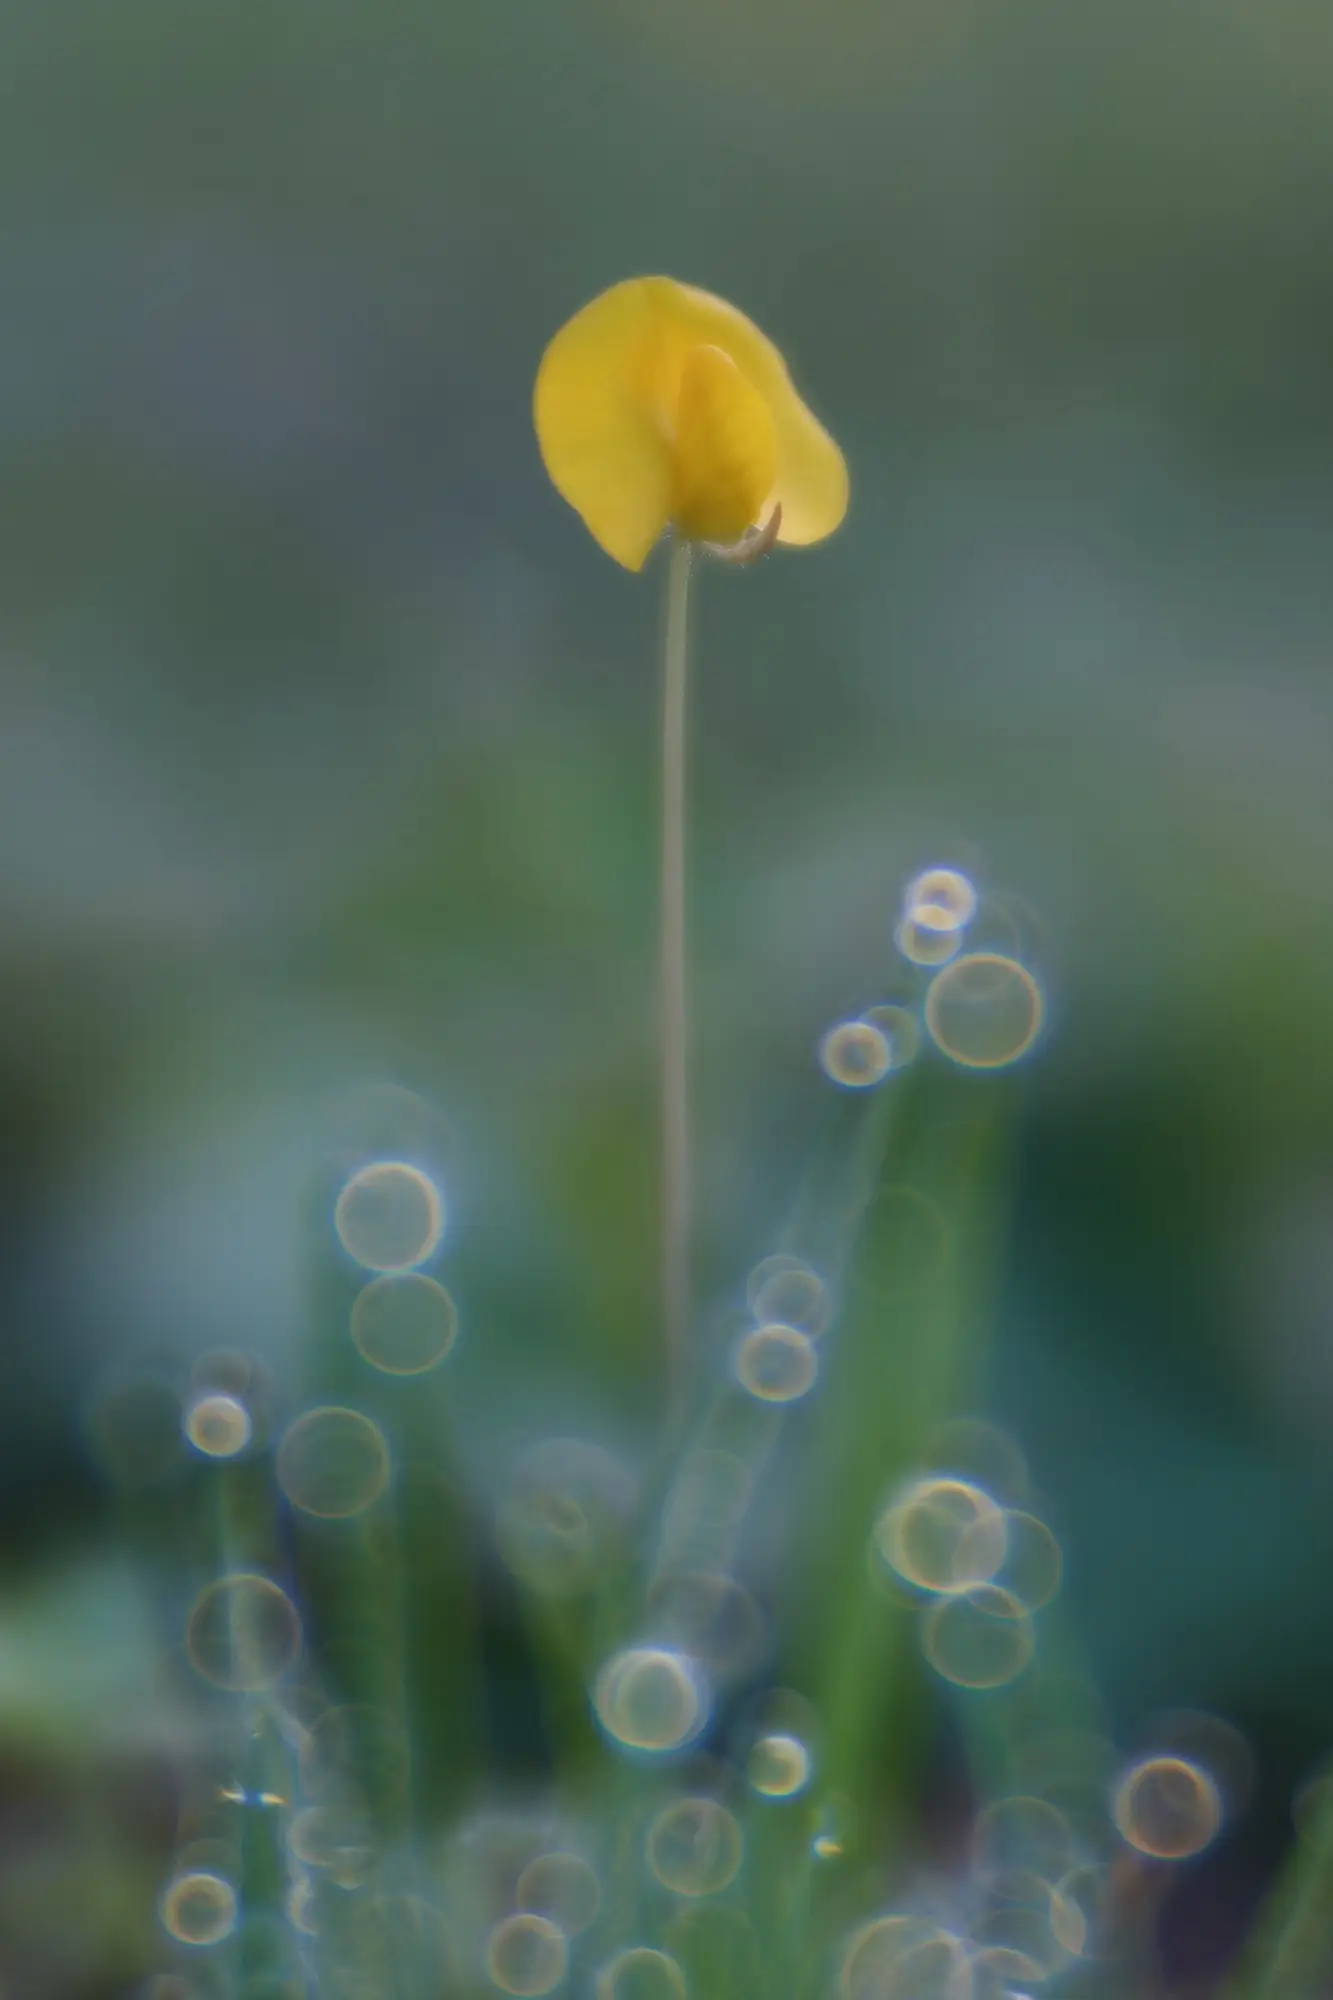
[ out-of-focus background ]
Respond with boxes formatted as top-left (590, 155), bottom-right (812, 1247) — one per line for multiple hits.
top-left (4, 3), bottom-right (1333, 1993)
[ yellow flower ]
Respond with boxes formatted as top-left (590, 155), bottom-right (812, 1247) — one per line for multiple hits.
top-left (534, 276), bottom-right (848, 571)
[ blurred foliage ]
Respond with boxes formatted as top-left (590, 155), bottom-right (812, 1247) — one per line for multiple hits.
top-left (3, 0), bottom-right (1333, 1993)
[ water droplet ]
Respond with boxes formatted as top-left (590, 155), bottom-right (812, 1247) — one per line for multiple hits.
top-left (515, 1852), bottom-right (600, 1936)
top-left (921, 1586), bottom-right (1034, 1689)
top-left (875, 1477), bottom-right (1006, 1594)
top-left (351, 1273), bottom-right (459, 1374)
top-left (187, 1575), bottom-right (301, 1691)
top-left (820, 1021), bottom-right (892, 1088)
top-left (185, 1393), bottom-right (252, 1459)
top-left (903, 868), bottom-right (978, 935)
top-left (335, 1160), bottom-right (444, 1272)
top-left (925, 954), bottom-right (1043, 1070)
top-left (486, 1914), bottom-right (567, 1996)
top-left (160, 1871), bottom-right (238, 1946)
top-left (895, 916), bottom-right (962, 967)
top-left (276, 1406), bottom-right (390, 1518)
top-left (746, 1255), bottom-right (831, 1335)
top-left (646, 1797), bottom-right (743, 1896)
top-left (1112, 1755), bottom-right (1221, 1860)
top-left (746, 1732), bottom-right (811, 1798)
top-left (734, 1323), bottom-right (818, 1403)
top-left (593, 1648), bottom-right (707, 1754)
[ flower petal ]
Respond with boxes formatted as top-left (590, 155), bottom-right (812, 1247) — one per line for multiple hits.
top-left (534, 276), bottom-right (847, 567)
top-left (670, 344), bottom-right (778, 546)
top-left (642, 277), bottom-right (848, 548)
top-left (533, 281), bottom-right (676, 571)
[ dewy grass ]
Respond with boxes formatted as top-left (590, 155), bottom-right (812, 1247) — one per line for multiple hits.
top-left (132, 889), bottom-right (1333, 1998)
top-left (98, 280), bottom-right (1328, 2000)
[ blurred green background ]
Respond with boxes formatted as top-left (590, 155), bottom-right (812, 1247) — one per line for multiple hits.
top-left (4, 2), bottom-right (1333, 1992)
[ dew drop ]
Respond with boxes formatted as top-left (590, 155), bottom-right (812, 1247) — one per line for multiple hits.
top-left (1112, 1755), bottom-right (1221, 1860)
top-left (646, 1797), bottom-right (743, 1896)
top-left (186, 1575), bottom-right (300, 1692)
top-left (351, 1273), bottom-right (459, 1374)
top-left (746, 1732), bottom-right (811, 1799)
top-left (895, 916), bottom-right (963, 967)
top-left (745, 1254), bottom-right (830, 1334)
top-left (185, 1393), bottom-right (252, 1459)
top-left (593, 1648), bottom-right (707, 1754)
top-left (515, 1852), bottom-right (600, 1936)
top-left (335, 1160), bottom-right (444, 1272)
top-left (875, 1477), bottom-right (1006, 1594)
top-left (486, 1913), bottom-right (567, 1996)
top-left (921, 1586), bottom-right (1034, 1689)
top-left (734, 1323), bottom-right (818, 1404)
top-left (903, 867), bottom-right (978, 935)
top-left (160, 1871), bottom-right (238, 1946)
top-left (820, 1020), bottom-right (892, 1088)
top-left (276, 1406), bottom-right (390, 1519)
top-left (925, 954), bottom-right (1043, 1070)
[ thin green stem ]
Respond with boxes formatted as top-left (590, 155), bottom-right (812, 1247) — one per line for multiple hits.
top-left (660, 534), bottom-right (693, 1402)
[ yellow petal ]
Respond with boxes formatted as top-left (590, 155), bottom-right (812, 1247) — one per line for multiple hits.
top-left (642, 276), bottom-right (848, 548)
top-left (670, 344), bottom-right (778, 546)
top-left (534, 277), bottom-right (847, 568)
top-left (533, 281), bottom-right (676, 571)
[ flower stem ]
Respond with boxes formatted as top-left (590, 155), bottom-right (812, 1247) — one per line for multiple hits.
top-left (660, 534), bottom-right (693, 1402)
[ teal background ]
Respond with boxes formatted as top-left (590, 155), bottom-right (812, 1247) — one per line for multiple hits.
top-left (3, 3), bottom-right (1333, 1992)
